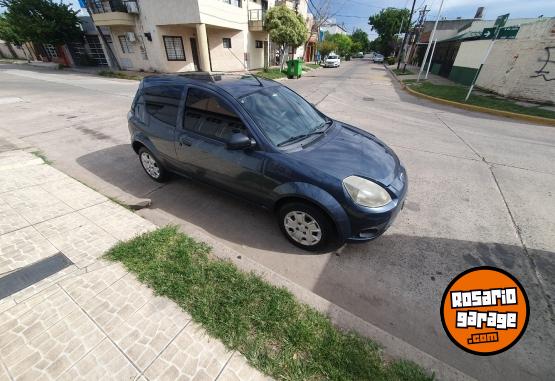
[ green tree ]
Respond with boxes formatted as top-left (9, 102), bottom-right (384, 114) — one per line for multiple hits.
top-left (350, 28), bottom-right (369, 52)
top-left (0, 14), bottom-right (21, 44)
top-left (368, 7), bottom-right (410, 56)
top-left (326, 33), bottom-right (352, 58)
top-left (350, 41), bottom-right (363, 55)
top-left (317, 39), bottom-right (336, 58)
top-left (0, 0), bottom-right (82, 47)
top-left (264, 5), bottom-right (308, 69)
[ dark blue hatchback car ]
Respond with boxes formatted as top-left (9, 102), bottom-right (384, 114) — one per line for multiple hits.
top-left (128, 73), bottom-right (407, 251)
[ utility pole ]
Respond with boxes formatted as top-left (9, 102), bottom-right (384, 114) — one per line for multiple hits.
top-left (417, 0), bottom-right (445, 81)
top-left (397, 0), bottom-right (416, 70)
top-left (465, 28), bottom-right (500, 101)
top-left (395, 18), bottom-right (405, 62)
top-left (424, 37), bottom-right (437, 79)
top-left (407, 5), bottom-right (430, 62)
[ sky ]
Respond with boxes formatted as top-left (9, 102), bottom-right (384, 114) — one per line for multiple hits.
top-left (9, 0), bottom-right (555, 40)
top-left (309, 0), bottom-right (555, 38)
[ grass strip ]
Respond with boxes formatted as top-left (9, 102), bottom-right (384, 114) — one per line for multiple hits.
top-left (105, 226), bottom-right (433, 381)
top-left (255, 68), bottom-right (287, 80)
top-left (392, 68), bottom-right (414, 76)
top-left (31, 150), bottom-right (52, 165)
top-left (98, 70), bottom-right (143, 81)
top-left (304, 63), bottom-right (321, 70)
top-left (407, 82), bottom-right (555, 120)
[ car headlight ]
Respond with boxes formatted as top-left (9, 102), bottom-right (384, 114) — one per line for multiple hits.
top-left (343, 176), bottom-right (392, 208)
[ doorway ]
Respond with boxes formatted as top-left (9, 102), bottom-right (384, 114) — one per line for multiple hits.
top-left (190, 38), bottom-right (200, 71)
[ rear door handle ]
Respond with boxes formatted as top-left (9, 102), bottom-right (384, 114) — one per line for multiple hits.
top-left (179, 136), bottom-right (192, 146)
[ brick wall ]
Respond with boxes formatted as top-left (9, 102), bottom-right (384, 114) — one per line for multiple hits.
top-left (476, 18), bottom-right (555, 104)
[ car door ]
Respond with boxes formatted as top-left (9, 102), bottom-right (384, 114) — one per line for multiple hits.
top-left (175, 86), bottom-right (275, 204)
top-left (140, 84), bottom-right (184, 162)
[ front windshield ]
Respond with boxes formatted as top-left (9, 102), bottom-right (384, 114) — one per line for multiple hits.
top-left (328, 55), bottom-right (338, 59)
top-left (239, 86), bottom-right (328, 147)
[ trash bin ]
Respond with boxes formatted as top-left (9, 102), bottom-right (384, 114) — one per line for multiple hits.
top-left (287, 59), bottom-right (302, 79)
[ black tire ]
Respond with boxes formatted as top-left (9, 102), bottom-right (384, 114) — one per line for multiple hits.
top-left (138, 147), bottom-right (168, 182)
top-left (278, 201), bottom-right (338, 252)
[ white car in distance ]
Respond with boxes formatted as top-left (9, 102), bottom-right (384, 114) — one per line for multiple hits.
top-left (323, 54), bottom-right (341, 68)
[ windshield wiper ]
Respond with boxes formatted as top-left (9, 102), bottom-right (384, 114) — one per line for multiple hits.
top-left (277, 120), bottom-right (333, 147)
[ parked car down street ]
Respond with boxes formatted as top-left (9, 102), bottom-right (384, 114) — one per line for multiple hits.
top-left (323, 54), bottom-right (341, 68)
top-left (128, 73), bottom-right (407, 251)
top-left (372, 53), bottom-right (385, 63)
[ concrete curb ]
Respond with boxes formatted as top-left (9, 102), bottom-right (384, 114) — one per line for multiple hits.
top-left (152, 214), bottom-right (475, 381)
top-left (385, 66), bottom-right (555, 127)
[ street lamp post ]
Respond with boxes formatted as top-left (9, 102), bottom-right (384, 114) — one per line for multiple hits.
top-left (417, 0), bottom-right (445, 82)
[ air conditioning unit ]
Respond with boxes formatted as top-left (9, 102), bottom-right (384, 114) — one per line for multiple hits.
top-left (126, 32), bottom-right (136, 42)
top-left (126, 1), bottom-right (139, 14)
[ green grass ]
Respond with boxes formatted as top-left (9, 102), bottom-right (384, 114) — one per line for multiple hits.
top-left (255, 68), bottom-right (287, 80)
top-left (408, 81), bottom-right (555, 120)
top-left (98, 70), bottom-right (142, 81)
top-left (31, 150), bottom-right (52, 165)
top-left (105, 226), bottom-right (433, 381)
top-left (303, 63), bottom-right (321, 70)
top-left (392, 68), bottom-right (414, 76)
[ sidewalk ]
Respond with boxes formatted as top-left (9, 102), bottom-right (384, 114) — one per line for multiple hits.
top-left (0, 148), bottom-right (270, 380)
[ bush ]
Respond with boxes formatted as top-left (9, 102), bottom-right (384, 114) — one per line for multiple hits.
top-left (386, 56), bottom-right (396, 65)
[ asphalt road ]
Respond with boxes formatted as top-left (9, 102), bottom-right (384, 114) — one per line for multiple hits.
top-left (1, 60), bottom-right (554, 380)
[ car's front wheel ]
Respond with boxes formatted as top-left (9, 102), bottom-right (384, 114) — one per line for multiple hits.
top-left (278, 202), bottom-right (337, 251)
top-left (138, 147), bottom-right (168, 182)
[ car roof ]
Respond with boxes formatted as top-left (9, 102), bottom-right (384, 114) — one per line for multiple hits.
top-left (141, 72), bottom-right (281, 98)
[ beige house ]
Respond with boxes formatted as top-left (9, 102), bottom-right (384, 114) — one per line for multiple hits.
top-left (88, 0), bottom-right (279, 73)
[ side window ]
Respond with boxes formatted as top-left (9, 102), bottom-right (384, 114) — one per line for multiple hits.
top-left (184, 88), bottom-right (246, 141)
top-left (134, 94), bottom-right (146, 123)
top-left (144, 85), bottom-right (184, 126)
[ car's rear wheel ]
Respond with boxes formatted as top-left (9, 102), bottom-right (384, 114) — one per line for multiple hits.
top-left (138, 147), bottom-right (168, 182)
top-left (278, 202), bottom-right (337, 251)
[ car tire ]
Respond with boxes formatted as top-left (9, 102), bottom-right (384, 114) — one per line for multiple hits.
top-left (278, 202), bottom-right (338, 252)
top-left (138, 147), bottom-right (168, 182)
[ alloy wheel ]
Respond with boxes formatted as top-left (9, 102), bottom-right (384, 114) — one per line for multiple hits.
top-left (140, 152), bottom-right (160, 179)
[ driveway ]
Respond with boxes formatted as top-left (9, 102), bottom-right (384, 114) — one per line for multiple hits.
top-left (0, 60), bottom-right (554, 380)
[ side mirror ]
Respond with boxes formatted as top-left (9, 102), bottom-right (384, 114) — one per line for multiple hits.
top-left (227, 132), bottom-right (255, 150)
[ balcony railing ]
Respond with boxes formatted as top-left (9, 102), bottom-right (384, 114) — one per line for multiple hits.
top-left (88, 0), bottom-right (138, 14)
top-left (248, 9), bottom-right (266, 31)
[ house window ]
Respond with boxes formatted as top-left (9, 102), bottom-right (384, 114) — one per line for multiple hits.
top-left (43, 44), bottom-right (58, 58)
top-left (222, 0), bottom-right (242, 7)
top-left (163, 36), bottom-right (186, 61)
top-left (255, 40), bottom-right (263, 49)
top-left (223, 38), bottom-right (232, 49)
top-left (118, 35), bottom-right (133, 53)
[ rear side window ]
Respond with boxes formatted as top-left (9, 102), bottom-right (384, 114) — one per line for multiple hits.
top-left (183, 88), bottom-right (246, 141)
top-left (143, 85), bottom-right (184, 126)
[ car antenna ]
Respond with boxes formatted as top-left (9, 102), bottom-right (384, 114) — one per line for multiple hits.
top-left (226, 47), bottom-right (264, 87)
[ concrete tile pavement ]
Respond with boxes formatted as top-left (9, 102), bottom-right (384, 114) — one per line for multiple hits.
top-left (0, 149), bottom-right (270, 380)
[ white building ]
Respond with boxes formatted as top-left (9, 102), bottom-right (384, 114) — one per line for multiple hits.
top-left (87, 0), bottom-right (313, 72)
top-left (87, 0), bottom-right (282, 72)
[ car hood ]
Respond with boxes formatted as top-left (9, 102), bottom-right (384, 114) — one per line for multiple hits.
top-left (288, 124), bottom-right (399, 186)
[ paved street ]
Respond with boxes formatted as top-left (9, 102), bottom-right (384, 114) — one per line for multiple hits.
top-left (1, 60), bottom-right (554, 380)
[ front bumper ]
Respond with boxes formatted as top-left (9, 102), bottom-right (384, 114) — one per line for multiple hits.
top-left (345, 168), bottom-right (408, 242)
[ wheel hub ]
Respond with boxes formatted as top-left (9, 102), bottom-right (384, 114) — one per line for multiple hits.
top-left (284, 211), bottom-right (322, 246)
top-left (140, 152), bottom-right (160, 179)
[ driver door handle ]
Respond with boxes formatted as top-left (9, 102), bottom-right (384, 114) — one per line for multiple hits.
top-left (179, 136), bottom-right (192, 147)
